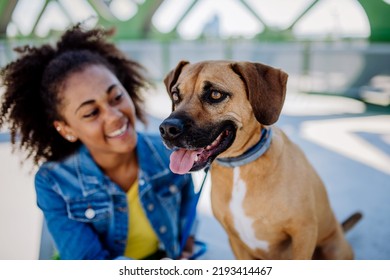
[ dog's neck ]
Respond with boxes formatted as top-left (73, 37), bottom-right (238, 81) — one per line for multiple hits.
top-left (216, 127), bottom-right (273, 168)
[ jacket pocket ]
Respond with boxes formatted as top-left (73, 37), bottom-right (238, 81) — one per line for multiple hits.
top-left (67, 194), bottom-right (111, 223)
top-left (67, 195), bottom-right (111, 234)
top-left (156, 183), bottom-right (182, 215)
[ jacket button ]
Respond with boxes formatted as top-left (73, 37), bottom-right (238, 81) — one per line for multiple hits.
top-left (159, 226), bottom-right (167, 234)
top-left (85, 208), bottom-right (96, 219)
top-left (117, 207), bottom-right (127, 212)
top-left (169, 184), bottom-right (178, 193)
top-left (147, 203), bottom-right (154, 211)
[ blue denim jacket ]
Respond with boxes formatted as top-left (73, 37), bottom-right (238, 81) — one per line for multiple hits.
top-left (35, 132), bottom-right (195, 260)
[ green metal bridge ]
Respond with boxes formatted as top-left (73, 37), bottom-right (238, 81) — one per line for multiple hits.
top-left (0, 0), bottom-right (389, 105)
top-left (0, 0), bottom-right (389, 41)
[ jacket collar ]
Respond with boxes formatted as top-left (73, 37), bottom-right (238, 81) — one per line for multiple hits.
top-left (76, 145), bottom-right (106, 196)
top-left (76, 132), bottom-right (170, 195)
top-left (135, 132), bottom-right (170, 182)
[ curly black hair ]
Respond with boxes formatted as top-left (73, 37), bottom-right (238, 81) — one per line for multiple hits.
top-left (0, 24), bottom-right (148, 165)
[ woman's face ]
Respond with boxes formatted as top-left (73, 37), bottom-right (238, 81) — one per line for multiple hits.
top-left (54, 64), bottom-right (138, 157)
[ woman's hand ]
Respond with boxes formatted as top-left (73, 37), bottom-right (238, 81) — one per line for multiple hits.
top-left (179, 236), bottom-right (195, 259)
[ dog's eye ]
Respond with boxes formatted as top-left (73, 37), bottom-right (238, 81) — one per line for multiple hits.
top-left (206, 90), bottom-right (228, 104)
top-left (210, 91), bottom-right (223, 100)
top-left (172, 92), bottom-right (180, 102)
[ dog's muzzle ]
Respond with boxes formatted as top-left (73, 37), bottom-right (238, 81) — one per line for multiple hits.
top-left (159, 117), bottom-right (237, 174)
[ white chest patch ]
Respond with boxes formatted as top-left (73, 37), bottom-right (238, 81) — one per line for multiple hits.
top-left (229, 167), bottom-right (269, 252)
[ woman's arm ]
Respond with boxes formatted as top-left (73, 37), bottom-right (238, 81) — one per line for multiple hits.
top-left (35, 171), bottom-right (122, 260)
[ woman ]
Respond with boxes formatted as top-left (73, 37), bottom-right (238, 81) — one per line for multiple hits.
top-left (0, 24), bottom-right (196, 260)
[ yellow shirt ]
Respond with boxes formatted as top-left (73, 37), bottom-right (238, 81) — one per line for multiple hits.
top-left (124, 181), bottom-right (159, 259)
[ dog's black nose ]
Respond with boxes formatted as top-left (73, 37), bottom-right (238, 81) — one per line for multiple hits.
top-left (159, 118), bottom-right (184, 140)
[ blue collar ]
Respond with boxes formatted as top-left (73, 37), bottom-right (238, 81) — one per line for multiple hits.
top-left (216, 127), bottom-right (273, 168)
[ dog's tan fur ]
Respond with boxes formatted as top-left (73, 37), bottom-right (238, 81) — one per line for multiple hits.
top-left (162, 60), bottom-right (360, 260)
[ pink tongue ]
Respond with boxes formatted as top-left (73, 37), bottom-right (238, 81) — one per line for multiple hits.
top-left (169, 149), bottom-right (198, 174)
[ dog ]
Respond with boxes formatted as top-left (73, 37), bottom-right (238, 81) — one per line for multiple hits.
top-left (159, 60), bottom-right (362, 260)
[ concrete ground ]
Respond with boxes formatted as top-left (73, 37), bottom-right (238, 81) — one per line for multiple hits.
top-left (0, 87), bottom-right (389, 260)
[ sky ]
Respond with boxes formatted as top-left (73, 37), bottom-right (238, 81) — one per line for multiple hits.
top-left (8, 0), bottom-right (371, 39)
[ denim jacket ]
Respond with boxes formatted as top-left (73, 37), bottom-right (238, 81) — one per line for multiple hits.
top-left (35, 132), bottom-right (195, 260)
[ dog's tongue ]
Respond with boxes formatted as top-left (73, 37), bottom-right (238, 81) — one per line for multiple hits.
top-left (169, 149), bottom-right (198, 174)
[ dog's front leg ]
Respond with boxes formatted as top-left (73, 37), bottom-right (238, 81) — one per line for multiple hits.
top-left (290, 225), bottom-right (318, 260)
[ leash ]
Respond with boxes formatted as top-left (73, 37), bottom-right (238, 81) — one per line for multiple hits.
top-left (216, 127), bottom-right (273, 168)
top-left (179, 167), bottom-right (209, 259)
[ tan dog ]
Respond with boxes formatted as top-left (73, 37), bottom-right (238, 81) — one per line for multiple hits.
top-left (159, 60), bottom-right (361, 260)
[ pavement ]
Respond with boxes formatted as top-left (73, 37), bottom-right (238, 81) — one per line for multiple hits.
top-left (0, 87), bottom-right (389, 260)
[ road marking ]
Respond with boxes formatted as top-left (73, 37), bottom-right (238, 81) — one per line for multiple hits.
top-left (301, 115), bottom-right (390, 175)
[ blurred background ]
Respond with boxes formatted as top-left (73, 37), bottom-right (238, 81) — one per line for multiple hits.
top-left (0, 0), bottom-right (389, 260)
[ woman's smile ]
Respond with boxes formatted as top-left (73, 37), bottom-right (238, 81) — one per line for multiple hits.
top-left (106, 121), bottom-right (129, 139)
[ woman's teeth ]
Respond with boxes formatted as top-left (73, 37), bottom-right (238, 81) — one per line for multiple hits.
top-left (107, 123), bottom-right (127, 138)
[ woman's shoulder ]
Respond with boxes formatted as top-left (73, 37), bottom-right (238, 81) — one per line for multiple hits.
top-left (36, 153), bottom-right (74, 175)
top-left (34, 145), bottom-right (106, 199)
top-left (35, 153), bottom-right (76, 187)
top-left (34, 145), bottom-right (90, 187)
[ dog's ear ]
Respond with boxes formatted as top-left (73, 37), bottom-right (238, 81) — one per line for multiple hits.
top-left (164, 60), bottom-right (189, 94)
top-left (231, 62), bottom-right (288, 125)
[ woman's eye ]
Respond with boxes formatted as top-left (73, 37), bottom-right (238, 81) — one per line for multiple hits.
top-left (83, 109), bottom-right (99, 118)
top-left (115, 92), bottom-right (123, 101)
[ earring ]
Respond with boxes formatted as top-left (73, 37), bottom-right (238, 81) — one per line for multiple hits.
top-left (56, 126), bottom-right (61, 132)
top-left (66, 135), bottom-right (76, 142)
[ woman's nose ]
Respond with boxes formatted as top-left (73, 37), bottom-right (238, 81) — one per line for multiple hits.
top-left (105, 106), bottom-right (122, 121)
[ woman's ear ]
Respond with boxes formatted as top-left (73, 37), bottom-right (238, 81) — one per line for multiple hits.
top-left (53, 120), bottom-right (78, 142)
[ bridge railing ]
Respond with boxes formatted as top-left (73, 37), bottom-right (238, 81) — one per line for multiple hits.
top-left (1, 40), bottom-right (390, 104)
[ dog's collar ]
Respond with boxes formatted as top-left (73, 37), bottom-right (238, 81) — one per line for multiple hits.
top-left (216, 127), bottom-right (272, 168)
